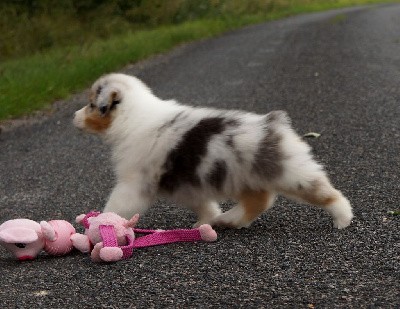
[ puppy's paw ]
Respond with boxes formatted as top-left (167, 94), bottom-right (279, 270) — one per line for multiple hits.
top-left (211, 206), bottom-right (251, 229)
top-left (193, 203), bottom-right (222, 228)
top-left (333, 212), bottom-right (354, 229)
top-left (327, 197), bottom-right (354, 229)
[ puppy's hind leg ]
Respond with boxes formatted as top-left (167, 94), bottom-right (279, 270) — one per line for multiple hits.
top-left (212, 190), bottom-right (276, 228)
top-left (279, 175), bottom-right (353, 229)
top-left (275, 128), bottom-right (353, 229)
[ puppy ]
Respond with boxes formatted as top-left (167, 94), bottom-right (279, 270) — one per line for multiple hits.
top-left (73, 73), bottom-right (353, 229)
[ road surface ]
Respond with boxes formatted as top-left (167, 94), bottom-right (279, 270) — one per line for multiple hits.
top-left (0, 4), bottom-right (399, 308)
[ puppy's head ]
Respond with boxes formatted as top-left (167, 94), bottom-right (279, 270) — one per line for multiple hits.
top-left (73, 75), bottom-right (124, 134)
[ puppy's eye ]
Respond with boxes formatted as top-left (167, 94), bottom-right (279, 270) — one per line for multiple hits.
top-left (99, 105), bottom-right (108, 114)
top-left (89, 103), bottom-right (96, 109)
top-left (111, 99), bottom-right (120, 110)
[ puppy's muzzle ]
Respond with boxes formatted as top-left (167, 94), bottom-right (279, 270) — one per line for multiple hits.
top-left (73, 107), bottom-right (86, 130)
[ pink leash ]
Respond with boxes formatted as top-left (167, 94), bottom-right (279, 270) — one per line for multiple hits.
top-left (132, 228), bottom-right (203, 248)
top-left (98, 226), bottom-right (203, 258)
top-left (84, 211), bottom-right (211, 260)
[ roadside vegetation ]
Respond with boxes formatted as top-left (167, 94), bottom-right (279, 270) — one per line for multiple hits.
top-left (0, 0), bottom-right (397, 120)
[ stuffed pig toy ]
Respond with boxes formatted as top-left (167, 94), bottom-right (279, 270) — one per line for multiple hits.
top-left (0, 219), bottom-right (76, 260)
top-left (71, 211), bottom-right (138, 262)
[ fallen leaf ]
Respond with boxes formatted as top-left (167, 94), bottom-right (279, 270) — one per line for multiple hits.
top-left (303, 132), bottom-right (321, 138)
top-left (33, 290), bottom-right (50, 297)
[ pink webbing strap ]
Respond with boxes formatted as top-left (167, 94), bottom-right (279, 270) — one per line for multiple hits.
top-left (99, 225), bottom-right (118, 247)
top-left (82, 211), bottom-right (101, 229)
top-left (99, 225), bottom-right (135, 259)
top-left (120, 234), bottom-right (135, 259)
top-left (132, 228), bottom-right (202, 249)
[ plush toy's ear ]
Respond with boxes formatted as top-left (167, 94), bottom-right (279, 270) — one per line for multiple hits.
top-left (125, 214), bottom-right (140, 228)
top-left (0, 228), bottom-right (39, 243)
top-left (40, 221), bottom-right (57, 242)
top-left (75, 214), bottom-right (86, 225)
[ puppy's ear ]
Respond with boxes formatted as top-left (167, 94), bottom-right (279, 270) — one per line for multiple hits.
top-left (110, 90), bottom-right (122, 110)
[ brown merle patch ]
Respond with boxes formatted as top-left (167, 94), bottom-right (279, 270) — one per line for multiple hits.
top-left (239, 189), bottom-right (273, 223)
top-left (207, 160), bottom-right (227, 191)
top-left (252, 127), bottom-right (284, 180)
top-left (159, 117), bottom-right (226, 193)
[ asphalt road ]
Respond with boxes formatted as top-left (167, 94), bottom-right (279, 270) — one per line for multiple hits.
top-left (1, 4), bottom-right (399, 308)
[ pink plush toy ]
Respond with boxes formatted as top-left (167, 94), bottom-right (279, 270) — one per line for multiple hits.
top-left (71, 211), bottom-right (217, 262)
top-left (0, 219), bottom-right (76, 260)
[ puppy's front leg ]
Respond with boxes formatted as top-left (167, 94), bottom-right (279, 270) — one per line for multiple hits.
top-left (192, 201), bottom-right (222, 228)
top-left (103, 180), bottom-right (155, 219)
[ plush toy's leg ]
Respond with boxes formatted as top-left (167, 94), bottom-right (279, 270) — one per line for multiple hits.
top-left (99, 247), bottom-right (123, 262)
top-left (132, 224), bottom-right (217, 248)
top-left (70, 233), bottom-right (91, 253)
top-left (91, 243), bottom-right (103, 262)
top-left (198, 224), bottom-right (218, 242)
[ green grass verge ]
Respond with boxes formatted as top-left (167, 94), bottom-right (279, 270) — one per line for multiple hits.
top-left (0, 0), bottom-right (398, 121)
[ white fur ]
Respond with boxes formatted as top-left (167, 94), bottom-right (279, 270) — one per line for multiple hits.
top-left (74, 73), bottom-right (353, 229)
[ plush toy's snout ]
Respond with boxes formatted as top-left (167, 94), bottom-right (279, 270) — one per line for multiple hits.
top-left (0, 219), bottom-right (45, 260)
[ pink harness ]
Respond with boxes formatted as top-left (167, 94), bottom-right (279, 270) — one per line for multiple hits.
top-left (83, 211), bottom-right (205, 259)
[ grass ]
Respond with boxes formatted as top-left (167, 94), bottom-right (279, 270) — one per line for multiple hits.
top-left (0, 0), bottom-right (398, 121)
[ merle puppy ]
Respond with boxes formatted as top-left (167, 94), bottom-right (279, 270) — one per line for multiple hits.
top-left (73, 73), bottom-right (353, 229)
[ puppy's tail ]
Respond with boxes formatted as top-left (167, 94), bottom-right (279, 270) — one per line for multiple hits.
top-left (265, 110), bottom-right (291, 127)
